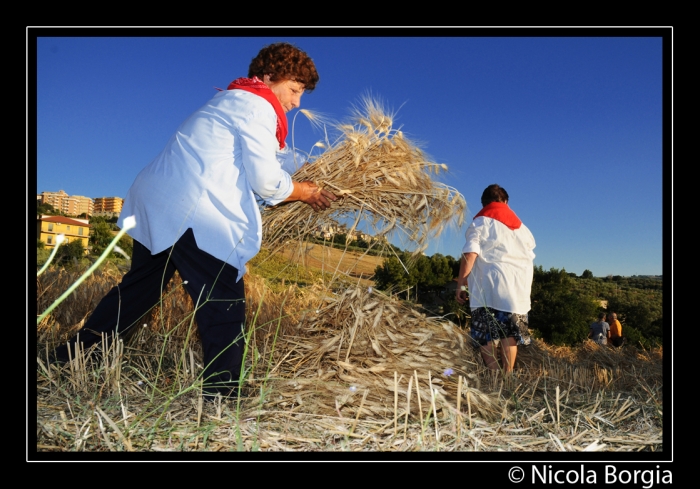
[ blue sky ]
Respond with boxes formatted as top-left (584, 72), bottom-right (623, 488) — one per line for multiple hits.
top-left (33, 30), bottom-right (667, 277)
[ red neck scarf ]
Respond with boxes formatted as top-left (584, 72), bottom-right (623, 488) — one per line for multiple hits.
top-left (226, 76), bottom-right (288, 149)
top-left (474, 202), bottom-right (522, 230)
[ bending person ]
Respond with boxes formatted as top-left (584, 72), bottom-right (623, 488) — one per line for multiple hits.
top-left (53, 42), bottom-right (337, 399)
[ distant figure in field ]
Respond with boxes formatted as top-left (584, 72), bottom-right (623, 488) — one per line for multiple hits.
top-left (589, 312), bottom-right (610, 345)
top-left (456, 184), bottom-right (536, 373)
top-left (607, 312), bottom-right (624, 347)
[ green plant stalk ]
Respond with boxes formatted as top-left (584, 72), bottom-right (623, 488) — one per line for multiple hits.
top-left (235, 303), bottom-right (260, 409)
top-left (234, 326), bottom-right (256, 451)
top-left (262, 290), bottom-right (288, 393)
top-left (243, 292), bottom-right (285, 421)
top-left (421, 406), bottom-right (433, 447)
top-left (36, 237), bottom-right (64, 277)
top-left (152, 286), bottom-right (203, 402)
top-left (174, 304), bottom-right (202, 394)
top-left (37, 219), bottom-right (135, 325)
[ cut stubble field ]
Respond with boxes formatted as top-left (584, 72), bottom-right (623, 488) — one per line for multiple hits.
top-left (278, 241), bottom-right (384, 287)
top-left (36, 247), bottom-right (663, 453)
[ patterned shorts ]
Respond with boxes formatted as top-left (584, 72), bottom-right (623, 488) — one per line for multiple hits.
top-left (469, 307), bottom-right (531, 348)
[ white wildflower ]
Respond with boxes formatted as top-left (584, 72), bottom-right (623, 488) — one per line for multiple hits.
top-left (113, 245), bottom-right (131, 260)
top-left (122, 215), bottom-right (137, 230)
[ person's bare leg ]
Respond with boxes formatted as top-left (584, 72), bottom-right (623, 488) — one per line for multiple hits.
top-left (480, 341), bottom-right (501, 370)
top-left (500, 337), bottom-right (517, 373)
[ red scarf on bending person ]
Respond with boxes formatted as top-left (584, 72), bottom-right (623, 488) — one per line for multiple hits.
top-left (225, 77), bottom-right (288, 149)
top-left (474, 202), bottom-right (522, 230)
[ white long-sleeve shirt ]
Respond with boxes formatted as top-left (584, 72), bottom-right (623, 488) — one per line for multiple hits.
top-left (118, 89), bottom-right (300, 281)
top-left (462, 216), bottom-right (536, 314)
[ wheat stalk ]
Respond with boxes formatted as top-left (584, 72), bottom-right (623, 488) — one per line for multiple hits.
top-left (262, 97), bottom-right (466, 256)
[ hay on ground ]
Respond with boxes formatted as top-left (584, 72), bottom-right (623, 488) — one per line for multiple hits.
top-left (37, 267), bottom-right (663, 452)
top-left (250, 285), bottom-right (502, 421)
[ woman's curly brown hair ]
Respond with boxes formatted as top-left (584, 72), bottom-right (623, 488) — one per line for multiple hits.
top-left (248, 42), bottom-right (319, 92)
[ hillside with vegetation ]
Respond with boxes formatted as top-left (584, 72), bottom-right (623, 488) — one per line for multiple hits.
top-left (372, 252), bottom-right (663, 350)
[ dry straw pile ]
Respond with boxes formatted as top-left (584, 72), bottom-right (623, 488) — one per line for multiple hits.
top-left (253, 284), bottom-right (502, 423)
top-left (262, 98), bottom-right (466, 256)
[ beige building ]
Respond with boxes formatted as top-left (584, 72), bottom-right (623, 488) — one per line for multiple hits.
top-left (39, 190), bottom-right (69, 209)
top-left (39, 190), bottom-right (94, 217)
top-left (315, 224), bottom-right (337, 240)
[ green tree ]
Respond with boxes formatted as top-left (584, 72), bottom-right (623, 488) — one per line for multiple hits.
top-left (446, 254), bottom-right (460, 279)
top-left (530, 266), bottom-right (599, 346)
top-left (374, 254), bottom-right (413, 292)
top-left (333, 233), bottom-right (348, 246)
top-left (90, 220), bottom-right (114, 255)
top-left (581, 269), bottom-right (593, 279)
top-left (606, 295), bottom-right (662, 347)
top-left (410, 255), bottom-right (433, 293)
top-left (374, 252), bottom-right (456, 303)
top-left (419, 253), bottom-right (454, 296)
top-left (116, 234), bottom-right (134, 259)
top-left (37, 202), bottom-right (60, 216)
top-left (57, 238), bottom-right (86, 264)
top-left (36, 240), bottom-right (50, 266)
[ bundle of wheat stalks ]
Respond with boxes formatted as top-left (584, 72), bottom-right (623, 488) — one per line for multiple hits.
top-left (262, 98), bottom-right (466, 255)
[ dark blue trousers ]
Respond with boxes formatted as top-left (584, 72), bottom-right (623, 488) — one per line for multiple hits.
top-left (54, 229), bottom-right (247, 397)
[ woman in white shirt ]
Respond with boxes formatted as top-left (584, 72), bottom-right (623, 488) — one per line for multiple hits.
top-left (54, 43), bottom-right (337, 399)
